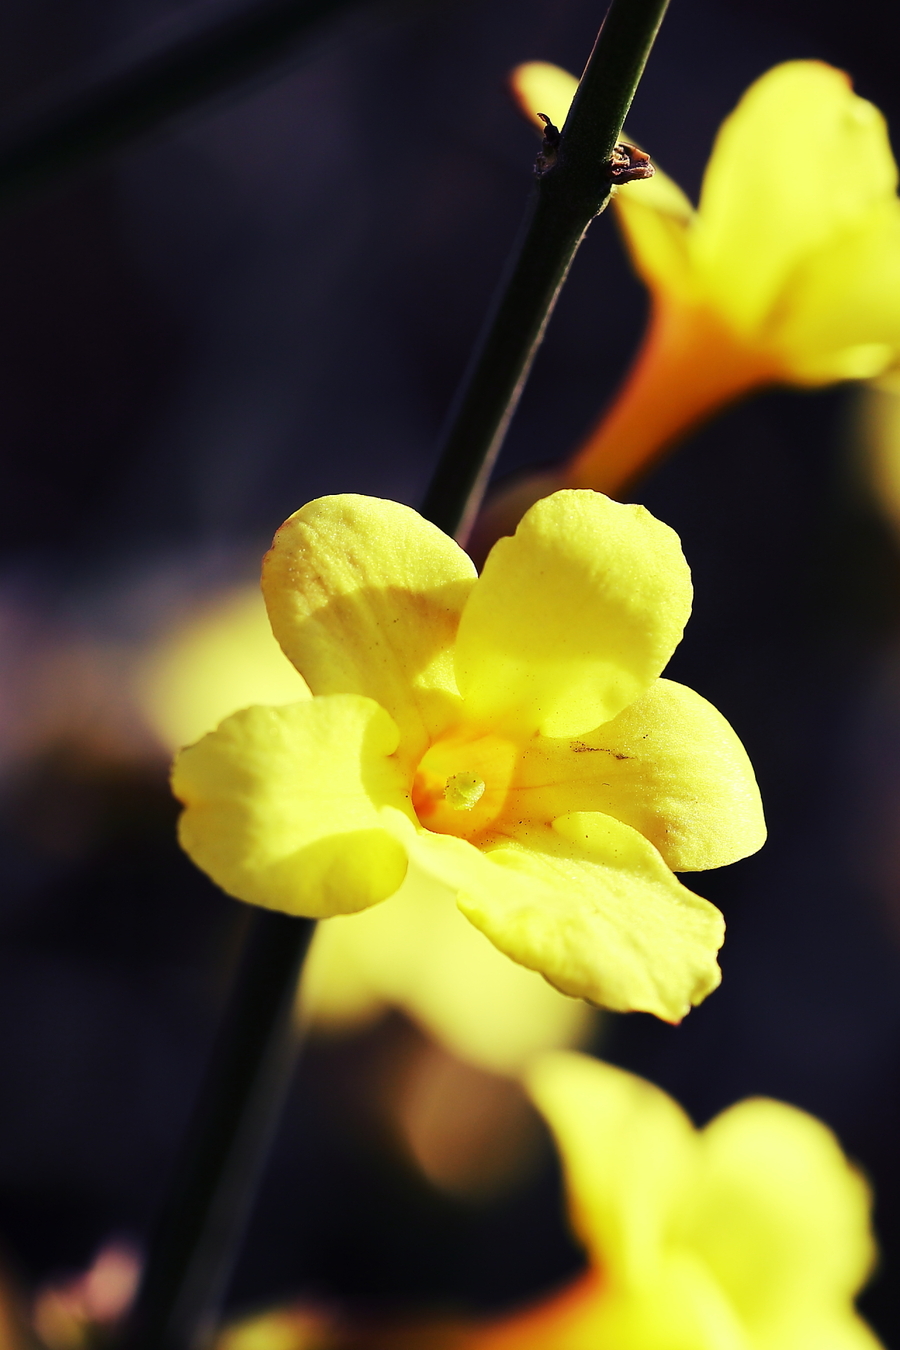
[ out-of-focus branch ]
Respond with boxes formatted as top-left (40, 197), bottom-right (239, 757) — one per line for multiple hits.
top-left (0, 0), bottom-right (370, 211)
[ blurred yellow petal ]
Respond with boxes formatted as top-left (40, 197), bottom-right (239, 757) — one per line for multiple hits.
top-left (262, 495), bottom-right (475, 762)
top-left (771, 203), bottom-right (900, 381)
top-left (137, 585), bottom-right (309, 751)
top-left (399, 812), bottom-right (723, 1021)
top-left (509, 60), bottom-right (578, 133)
top-left (695, 62), bottom-right (897, 335)
top-left (692, 1100), bottom-right (879, 1348)
top-left (173, 697), bottom-right (410, 917)
top-left (613, 179), bottom-right (695, 303)
top-left (488, 1055), bottom-right (885, 1350)
top-left (300, 858), bottom-right (592, 1073)
top-left (596, 1256), bottom-right (751, 1350)
top-left (527, 1053), bottom-right (696, 1282)
top-left (513, 679), bottom-right (766, 871)
top-left (616, 161), bottom-right (696, 225)
top-left (454, 491), bottom-right (692, 737)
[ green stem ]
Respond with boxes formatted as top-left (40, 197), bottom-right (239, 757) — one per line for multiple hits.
top-left (421, 0), bottom-right (670, 540)
top-left (125, 2), bottom-right (670, 1346)
top-left (0, 0), bottom-right (368, 211)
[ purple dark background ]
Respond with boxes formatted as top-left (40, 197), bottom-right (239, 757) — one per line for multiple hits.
top-left (0, 0), bottom-right (899, 1339)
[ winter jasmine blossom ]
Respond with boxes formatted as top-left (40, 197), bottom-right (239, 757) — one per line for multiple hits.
top-left (513, 60), bottom-right (900, 492)
top-left (173, 491), bottom-right (764, 1021)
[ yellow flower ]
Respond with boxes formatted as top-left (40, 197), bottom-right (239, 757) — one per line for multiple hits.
top-left (512, 60), bottom-right (900, 493)
top-left (137, 583), bottom-right (593, 1071)
top-left (463, 1053), bottom-right (882, 1350)
top-left (172, 490), bottom-right (765, 1021)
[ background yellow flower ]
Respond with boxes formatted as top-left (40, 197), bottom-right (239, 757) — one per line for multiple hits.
top-left (461, 1053), bottom-right (883, 1350)
top-left (512, 60), bottom-right (900, 493)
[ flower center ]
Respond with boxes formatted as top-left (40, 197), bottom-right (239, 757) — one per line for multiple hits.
top-left (411, 732), bottom-right (519, 840)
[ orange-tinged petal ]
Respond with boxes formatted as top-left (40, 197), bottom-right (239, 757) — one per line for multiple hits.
top-left (563, 299), bottom-right (781, 495)
top-left (394, 812), bottom-right (723, 1020)
top-left (512, 678), bottom-right (766, 871)
top-left (463, 1263), bottom-right (750, 1350)
top-left (173, 696), bottom-right (410, 918)
top-left (262, 496), bottom-right (476, 763)
top-left (454, 491), bottom-right (692, 737)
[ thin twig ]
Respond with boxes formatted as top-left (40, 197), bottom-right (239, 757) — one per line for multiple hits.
top-left (420, 0), bottom-right (669, 541)
top-left (124, 910), bottom-right (315, 1350)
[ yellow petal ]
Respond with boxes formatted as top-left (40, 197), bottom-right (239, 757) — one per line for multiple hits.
top-left (509, 60), bottom-right (578, 133)
top-left (691, 1099), bottom-right (881, 1348)
top-left (262, 495), bottom-right (476, 763)
top-left (399, 811), bottom-right (723, 1020)
top-left (694, 61), bottom-right (899, 334)
top-left (771, 202), bottom-right (900, 382)
top-left (172, 696), bottom-right (410, 917)
top-left (301, 858), bottom-right (592, 1073)
top-left (513, 678), bottom-right (766, 871)
top-left (526, 1053), bottom-right (697, 1283)
top-left (454, 491), bottom-right (692, 738)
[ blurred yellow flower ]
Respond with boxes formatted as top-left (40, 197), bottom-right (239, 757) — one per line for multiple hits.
top-left (302, 883), bottom-right (592, 1073)
top-left (512, 60), bottom-right (900, 493)
top-left (216, 1306), bottom-right (338, 1350)
top-left (137, 586), bottom-right (309, 752)
top-left (463, 1053), bottom-right (882, 1350)
top-left (173, 491), bottom-right (765, 1021)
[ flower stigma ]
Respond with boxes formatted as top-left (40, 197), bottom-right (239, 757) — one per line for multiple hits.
top-left (444, 772), bottom-right (485, 811)
top-left (411, 732), bottom-right (520, 840)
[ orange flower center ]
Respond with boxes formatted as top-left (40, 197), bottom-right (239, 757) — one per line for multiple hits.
top-left (411, 732), bottom-right (519, 840)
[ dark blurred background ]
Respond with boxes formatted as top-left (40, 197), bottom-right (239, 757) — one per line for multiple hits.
top-left (1, 0), bottom-right (900, 1341)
